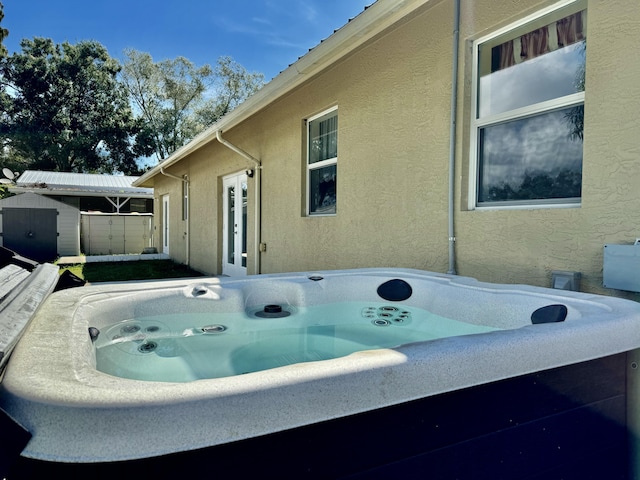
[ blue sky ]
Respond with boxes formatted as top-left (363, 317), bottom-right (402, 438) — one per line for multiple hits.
top-left (2, 1), bottom-right (373, 82)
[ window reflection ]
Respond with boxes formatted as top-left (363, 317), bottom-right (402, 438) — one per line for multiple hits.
top-left (478, 107), bottom-right (583, 203)
top-left (478, 11), bottom-right (586, 118)
top-left (226, 185), bottom-right (235, 264)
top-left (307, 108), bottom-right (337, 215)
top-left (473, 8), bottom-right (586, 207)
top-left (309, 113), bottom-right (337, 164)
top-left (309, 165), bottom-right (336, 214)
top-left (241, 181), bottom-right (247, 268)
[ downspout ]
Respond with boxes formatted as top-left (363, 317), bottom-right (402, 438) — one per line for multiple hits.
top-left (447, 0), bottom-right (461, 275)
top-left (160, 167), bottom-right (190, 265)
top-left (215, 130), bottom-right (262, 275)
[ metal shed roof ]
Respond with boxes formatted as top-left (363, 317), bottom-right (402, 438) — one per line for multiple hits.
top-left (12, 171), bottom-right (153, 198)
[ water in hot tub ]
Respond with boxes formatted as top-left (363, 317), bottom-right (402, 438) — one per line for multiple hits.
top-left (94, 302), bottom-right (501, 382)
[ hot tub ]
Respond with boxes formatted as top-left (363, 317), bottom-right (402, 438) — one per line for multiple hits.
top-left (2, 268), bottom-right (640, 478)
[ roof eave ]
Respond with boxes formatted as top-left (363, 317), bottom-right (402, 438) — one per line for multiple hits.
top-left (9, 186), bottom-right (153, 198)
top-left (133, 0), bottom-right (431, 188)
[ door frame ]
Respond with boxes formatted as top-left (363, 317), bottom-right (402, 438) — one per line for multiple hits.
top-left (222, 172), bottom-right (248, 276)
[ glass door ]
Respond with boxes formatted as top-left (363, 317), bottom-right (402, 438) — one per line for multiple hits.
top-left (222, 173), bottom-right (248, 276)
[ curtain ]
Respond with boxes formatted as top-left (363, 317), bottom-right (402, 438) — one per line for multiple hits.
top-left (317, 115), bottom-right (337, 161)
top-left (309, 113), bottom-right (338, 164)
top-left (556, 12), bottom-right (585, 47)
top-left (520, 26), bottom-right (550, 60)
top-left (493, 11), bottom-right (585, 73)
top-left (498, 39), bottom-right (515, 70)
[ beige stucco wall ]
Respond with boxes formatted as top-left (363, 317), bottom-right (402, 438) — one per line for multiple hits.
top-left (151, 143), bottom-right (254, 275)
top-left (256, 0), bottom-right (454, 275)
top-left (150, 0), bottom-right (640, 301)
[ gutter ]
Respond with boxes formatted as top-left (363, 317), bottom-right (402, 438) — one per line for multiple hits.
top-left (216, 131), bottom-right (262, 275)
top-left (160, 168), bottom-right (190, 265)
top-left (447, 0), bottom-right (461, 275)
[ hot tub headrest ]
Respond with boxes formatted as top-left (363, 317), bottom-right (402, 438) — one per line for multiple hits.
top-left (531, 304), bottom-right (568, 324)
top-left (377, 279), bottom-right (413, 302)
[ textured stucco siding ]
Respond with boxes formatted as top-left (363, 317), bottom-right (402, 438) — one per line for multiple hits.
top-left (153, 141), bottom-right (255, 274)
top-left (257, 0), bottom-right (453, 275)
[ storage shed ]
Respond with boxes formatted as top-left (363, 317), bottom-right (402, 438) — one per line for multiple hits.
top-left (0, 193), bottom-right (80, 262)
top-left (2, 170), bottom-right (155, 260)
top-left (80, 213), bottom-right (153, 255)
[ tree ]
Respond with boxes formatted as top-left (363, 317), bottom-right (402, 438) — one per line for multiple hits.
top-left (195, 56), bottom-right (265, 127)
top-left (0, 38), bottom-right (144, 174)
top-left (121, 51), bottom-right (264, 162)
top-left (484, 168), bottom-right (582, 202)
top-left (121, 49), bottom-right (213, 161)
top-left (0, 2), bottom-right (8, 57)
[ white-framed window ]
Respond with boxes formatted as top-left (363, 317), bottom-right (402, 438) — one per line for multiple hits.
top-left (470, 1), bottom-right (586, 209)
top-left (306, 107), bottom-right (337, 215)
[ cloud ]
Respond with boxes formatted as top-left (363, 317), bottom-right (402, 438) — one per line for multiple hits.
top-left (479, 42), bottom-right (585, 117)
top-left (480, 108), bottom-right (583, 190)
top-left (212, 0), bottom-right (340, 51)
top-left (251, 16), bottom-right (273, 27)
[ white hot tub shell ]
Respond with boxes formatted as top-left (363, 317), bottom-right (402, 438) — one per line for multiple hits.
top-left (2, 268), bottom-right (640, 467)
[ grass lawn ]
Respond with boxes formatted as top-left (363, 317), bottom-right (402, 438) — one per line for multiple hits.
top-left (58, 260), bottom-right (204, 283)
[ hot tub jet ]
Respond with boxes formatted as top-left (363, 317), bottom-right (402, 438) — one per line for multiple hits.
top-left (254, 304), bottom-right (291, 318)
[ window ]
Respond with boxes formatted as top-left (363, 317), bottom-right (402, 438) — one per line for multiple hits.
top-left (470, 2), bottom-right (586, 208)
top-left (129, 198), bottom-right (152, 213)
top-left (182, 179), bottom-right (189, 221)
top-left (307, 108), bottom-right (337, 215)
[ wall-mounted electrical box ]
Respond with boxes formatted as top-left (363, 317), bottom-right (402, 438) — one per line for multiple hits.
top-left (603, 244), bottom-right (640, 293)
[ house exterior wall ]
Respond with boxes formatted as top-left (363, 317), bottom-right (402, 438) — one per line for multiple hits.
top-left (0, 192), bottom-right (81, 256)
top-left (258, 0), bottom-right (453, 274)
top-left (150, 0), bottom-right (640, 302)
top-left (156, 0), bottom-right (454, 277)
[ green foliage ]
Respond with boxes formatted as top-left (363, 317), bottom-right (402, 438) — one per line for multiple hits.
top-left (0, 21), bottom-right (264, 173)
top-left (0, 38), bottom-right (144, 174)
top-left (0, 184), bottom-right (13, 199)
top-left (0, 2), bottom-right (8, 57)
top-left (121, 49), bottom-right (213, 161)
top-left (195, 56), bottom-right (265, 127)
top-left (121, 51), bottom-right (264, 162)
